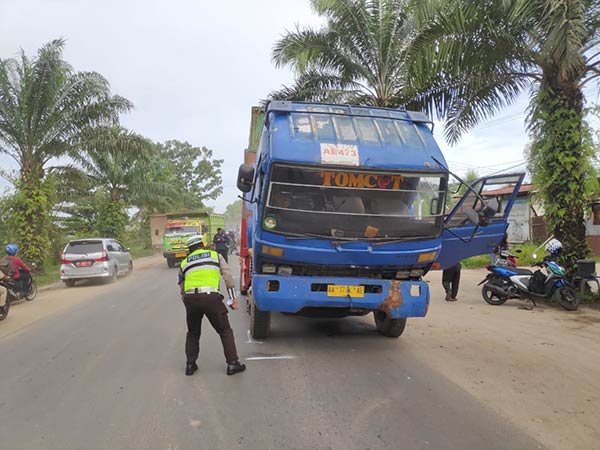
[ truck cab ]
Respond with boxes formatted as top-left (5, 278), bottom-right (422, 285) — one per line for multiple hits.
top-left (238, 101), bottom-right (523, 338)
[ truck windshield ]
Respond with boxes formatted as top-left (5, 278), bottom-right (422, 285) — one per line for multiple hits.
top-left (165, 226), bottom-right (198, 235)
top-left (263, 164), bottom-right (446, 240)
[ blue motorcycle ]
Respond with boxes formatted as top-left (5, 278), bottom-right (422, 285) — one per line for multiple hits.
top-left (479, 257), bottom-right (580, 311)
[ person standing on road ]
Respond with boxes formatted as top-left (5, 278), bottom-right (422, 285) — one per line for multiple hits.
top-left (178, 235), bottom-right (246, 376)
top-left (442, 262), bottom-right (461, 302)
top-left (212, 228), bottom-right (230, 263)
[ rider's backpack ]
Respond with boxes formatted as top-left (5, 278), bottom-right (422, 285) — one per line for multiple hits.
top-left (0, 256), bottom-right (15, 276)
top-left (529, 270), bottom-right (546, 294)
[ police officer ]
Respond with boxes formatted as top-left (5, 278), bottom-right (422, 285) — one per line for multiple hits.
top-left (178, 235), bottom-right (246, 376)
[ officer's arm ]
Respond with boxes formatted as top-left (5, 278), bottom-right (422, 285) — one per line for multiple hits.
top-left (218, 254), bottom-right (236, 299)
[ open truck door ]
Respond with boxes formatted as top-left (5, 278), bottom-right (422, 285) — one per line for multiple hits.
top-left (435, 173), bottom-right (525, 269)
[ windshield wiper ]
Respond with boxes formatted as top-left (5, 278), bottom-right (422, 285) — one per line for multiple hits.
top-left (284, 231), bottom-right (339, 240)
top-left (334, 236), bottom-right (431, 246)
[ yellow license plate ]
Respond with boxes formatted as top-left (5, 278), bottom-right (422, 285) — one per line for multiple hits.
top-left (327, 285), bottom-right (365, 297)
top-left (175, 253), bottom-right (187, 258)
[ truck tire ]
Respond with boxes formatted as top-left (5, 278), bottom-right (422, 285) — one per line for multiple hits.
top-left (167, 258), bottom-right (176, 268)
top-left (250, 296), bottom-right (271, 339)
top-left (373, 311), bottom-right (406, 337)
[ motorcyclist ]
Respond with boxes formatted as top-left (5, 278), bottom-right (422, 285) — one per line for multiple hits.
top-left (3, 244), bottom-right (32, 293)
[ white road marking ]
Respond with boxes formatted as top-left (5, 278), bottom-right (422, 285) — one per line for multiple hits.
top-left (245, 356), bottom-right (297, 361)
top-left (246, 329), bottom-right (263, 344)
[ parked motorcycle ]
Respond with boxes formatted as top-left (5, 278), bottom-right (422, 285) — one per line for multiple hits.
top-left (494, 249), bottom-right (519, 268)
top-left (479, 239), bottom-right (579, 311)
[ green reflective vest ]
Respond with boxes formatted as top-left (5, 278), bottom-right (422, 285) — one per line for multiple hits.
top-left (180, 249), bottom-right (221, 292)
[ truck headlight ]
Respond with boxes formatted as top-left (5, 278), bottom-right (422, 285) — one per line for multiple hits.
top-left (277, 266), bottom-right (293, 275)
top-left (262, 264), bottom-right (277, 274)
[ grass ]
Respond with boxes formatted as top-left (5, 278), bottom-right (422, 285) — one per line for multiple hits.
top-left (128, 244), bottom-right (157, 259)
top-left (35, 262), bottom-right (62, 287)
top-left (461, 242), bottom-right (545, 269)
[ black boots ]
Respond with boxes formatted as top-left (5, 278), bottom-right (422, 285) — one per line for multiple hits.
top-left (227, 361), bottom-right (246, 376)
top-left (185, 361), bottom-right (198, 376)
top-left (186, 361), bottom-right (246, 375)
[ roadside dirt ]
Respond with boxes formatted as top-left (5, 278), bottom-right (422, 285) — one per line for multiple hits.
top-left (0, 253), bottom-right (163, 340)
top-left (408, 268), bottom-right (600, 450)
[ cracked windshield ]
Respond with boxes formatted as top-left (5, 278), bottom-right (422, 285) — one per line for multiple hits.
top-left (1, 1), bottom-right (599, 450)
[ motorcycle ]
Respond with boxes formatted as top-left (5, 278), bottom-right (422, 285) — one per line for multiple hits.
top-left (1, 270), bottom-right (37, 303)
top-left (479, 256), bottom-right (580, 311)
top-left (0, 296), bottom-right (8, 321)
top-left (494, 249), bottom-right (519, 268)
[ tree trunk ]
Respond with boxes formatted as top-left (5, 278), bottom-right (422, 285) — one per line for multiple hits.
top-left (532, 71), bottom-right (590, 276)
top-left (13, 165), bottom-right (52, 270)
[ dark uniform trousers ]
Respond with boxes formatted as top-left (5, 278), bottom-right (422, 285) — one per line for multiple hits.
top-left (442, 263), bottom-right (461, 299)
top-left (183, 292), bottom-right (238, 363)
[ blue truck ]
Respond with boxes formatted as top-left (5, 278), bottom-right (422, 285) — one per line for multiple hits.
top-left (238, 101), bottom-right (524, 338)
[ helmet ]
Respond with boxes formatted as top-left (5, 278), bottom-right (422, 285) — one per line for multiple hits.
top-left (545, 238), bottom-right (563, 256)
top-left (186, 235), bottom-right (204, 249)
top-left (5, 244), bottom-right (18, 256)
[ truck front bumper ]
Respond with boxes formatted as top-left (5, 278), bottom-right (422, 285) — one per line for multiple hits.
top-left (253, 275), bottom-right (429, 318)
top-left (163, 250), bottom-right (188, 260)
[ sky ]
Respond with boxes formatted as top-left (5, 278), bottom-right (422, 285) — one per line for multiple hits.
top-left (0, 0), bottom-right (597, 213)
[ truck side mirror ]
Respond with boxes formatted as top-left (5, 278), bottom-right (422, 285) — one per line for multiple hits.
top-left (463, 206), bottom-right (480, 226)
top-left (237, 164), bottom-right (255, 193)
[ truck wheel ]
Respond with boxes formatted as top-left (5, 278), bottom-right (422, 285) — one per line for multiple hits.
top-left (167, 258), bottom-right (175, 268)
top-left (374, 311), bottom-right (406, 338)
top-left (64, 280), bottom-right (76, 288)
top-left (250, 297), bottom-right (271, 339)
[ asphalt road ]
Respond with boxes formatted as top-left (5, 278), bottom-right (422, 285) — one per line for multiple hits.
top-left (0, 257), bottom-right (545, 450)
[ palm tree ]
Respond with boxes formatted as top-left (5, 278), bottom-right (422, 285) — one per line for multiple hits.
top-left (410, 0), bottom-right (600, 273)
top-left (271, 0), bottom-right (415, 106)
top-left (72, 126), bottom-right (176, 239)
top-left (0, 39), bottom-right (132, 265)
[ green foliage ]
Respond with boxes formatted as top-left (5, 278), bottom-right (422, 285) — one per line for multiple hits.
top-left (270, 0), bottom-right (414, 106)
top-left (0, 38), bottom-right (132, 175)
top-left (9, 169), bottom-right (55, 267)
top-left (74, 126), bottom-right (154, 203)
top-left (96, 200), bottom-right (128, 240)
top-left (158, 140), bottom-right (223, 208)
top-left (461, 242), bottom-right (548, 268)
top-left (528, 88), bottom-right (592, 275)
top-left (0, 39), bottom-right (132, 270)
top-left (224, 199), bottom-right (243, 229)
top-left (411, 0), bottom-right (600, 276)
